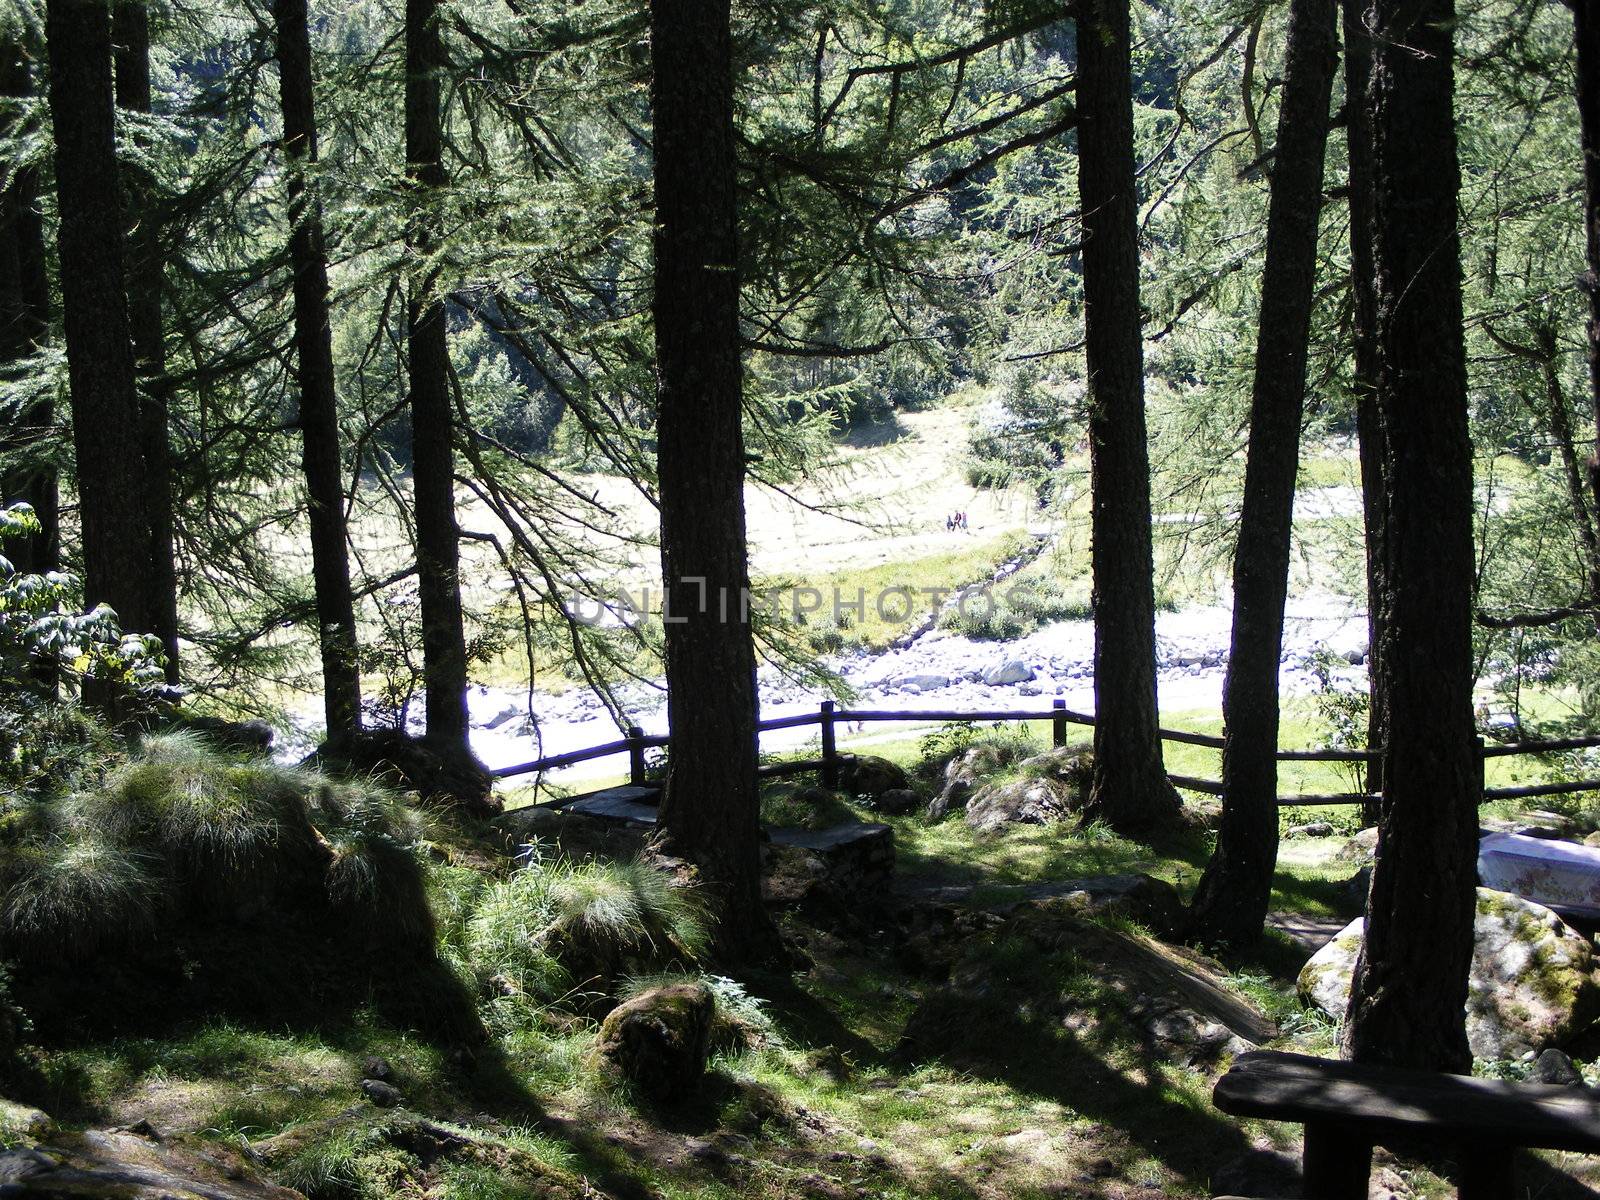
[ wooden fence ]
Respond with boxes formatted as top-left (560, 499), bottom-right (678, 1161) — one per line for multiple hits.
top-left (492, 698), bottom-right (1600, 808)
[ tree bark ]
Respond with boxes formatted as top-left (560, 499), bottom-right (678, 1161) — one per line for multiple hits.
top-left (1341, 0), bottom-right (1479, 1074)
top-left (0, 34), bottom-right (56, 577)
top-left (46, 0), bottom-right (153, 647)
top-left (1075, 0), bottom-right (1182, 838)
top-left (112, 0), bottom-right (179, 683)
top-left (647, 0), bottom-right (782, 963)
top-left (1569, 0), bottom-right (1600, 566)
top-left (274, 0), bottom-right (363, 746)
top-left (1187, 0), bottom-right (1338, 948)
top-left (405, 0), bottom-right (469, 747)
top-left (1344, 0), bottom-right (1388, 822)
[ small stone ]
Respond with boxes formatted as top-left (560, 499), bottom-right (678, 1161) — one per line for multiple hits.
top-left (1532, 1048), bottom-right (1585, 1087)
top-left (360, 1079), bottom-right (403, 1108)
top-left (360, 1055), bottom-right (394, 1082)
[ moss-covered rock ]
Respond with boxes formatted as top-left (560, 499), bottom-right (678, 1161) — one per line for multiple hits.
top-left (839, 755), bottom-right (909, 800)
top-left (1297, 887), bottom-right (1600, 1060)
top-left (590, 982), bottom-right (715, 1102)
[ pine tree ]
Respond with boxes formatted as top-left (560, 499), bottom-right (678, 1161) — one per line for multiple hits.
top-left (1342, 0), bottom-right (1480, 1073)
top-left (1187, 0), bottom-right (1339, 948)
top-left (1076, 0), bottom-right (1183, 838)
top-left (405, 0), bottom-right (470, 749)
top-left (274, 0), bottom-right (363, 745)
top-left (45, 0), bottom-right (154, 661)
top-left (648, 0), bottom-right (782, 963)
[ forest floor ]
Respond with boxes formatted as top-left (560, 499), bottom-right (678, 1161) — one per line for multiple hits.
top-left (21, 749), bottom-right (1600, 1200)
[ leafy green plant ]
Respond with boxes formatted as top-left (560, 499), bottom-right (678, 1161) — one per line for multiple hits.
top-left (0, 503), bottom-right (166, 697)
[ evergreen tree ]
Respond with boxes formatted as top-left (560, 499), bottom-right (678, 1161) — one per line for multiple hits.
top-left (1342, 0), bottom-right (1480, 1073)
top-left (0, 27), bottom-right (54, 578)
top-left (274, 0), bottom-right (363, 745)
top-left (1189, 0), bottom-right (1339, 948)
top-left (648, 0), bottom-right (782, 963)
top-left (1076, 0), bottom-right (1183, 837)
top-left (405, 0), bottom-right (470, 748)
top-left (45, 0), bottom-right (154, 677)
top-left (113, 0), bottom-right (179, 682)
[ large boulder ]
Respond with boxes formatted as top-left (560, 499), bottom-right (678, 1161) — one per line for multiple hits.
top-left (926, 742), bottom-right (1025, 821)
top-left (592, 982), bottom-right (715, 1101)
top-left (839, 755), bottom-right (909, 799)
top-left (982, 659), bottom-right (1035, 686)
top-left (1298, 887), bottom-right (1600, 1060)
top-left (965, 777), bottom-right (1074, 833)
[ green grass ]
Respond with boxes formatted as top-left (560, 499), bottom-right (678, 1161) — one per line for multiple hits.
top-left (778, 532), bottom-right (1034, 653)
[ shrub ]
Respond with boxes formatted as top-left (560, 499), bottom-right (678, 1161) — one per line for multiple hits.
top-left (0, 733), bottom-right (434, 965)
top-left (465, 857), bottom-right (706, 1021)
top-left (0, 837), bottom-right (162, 961)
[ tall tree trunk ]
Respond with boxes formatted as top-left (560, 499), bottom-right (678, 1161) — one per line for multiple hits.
top-left (647, 0), bottom-right (781, 963)
top-left (0, 34), bottom-right (56, 577)
top-left (1075, 0), bottom-right (1182, 838)
top-left (274, 0), bottom-right (363, 746)
top-left (1569, 0), bottom-right (1600, 559)
top-left (405, 0), bottom-right (469, 747)
top-left (1341, 0), bottom-right (1479, 1073)
top-left (46, 0), bottom-right (153, 655)
top-left (1187, 0), bottom-right (1338, 948)
top-left (113, 0), bottom-right (179, 683)
top-left (1344, 0), bottom-right (1387, 822)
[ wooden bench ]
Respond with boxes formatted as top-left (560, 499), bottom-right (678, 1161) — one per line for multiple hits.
top-left (1212, 1049), bottom-right (1600, 1200)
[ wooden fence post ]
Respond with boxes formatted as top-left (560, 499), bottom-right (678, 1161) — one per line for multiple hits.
top-left (820, 700), bottom-right (839, 788)
top-left (627, 725), bottom-right (647, 787)
top-left (1476, 735), bottom-right (1486, 804)
top-left (1052, 698), bottom-right (1067, 749)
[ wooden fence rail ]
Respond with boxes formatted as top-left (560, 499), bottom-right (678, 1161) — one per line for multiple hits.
top-left (492, 698), bottom-right (1600, 808)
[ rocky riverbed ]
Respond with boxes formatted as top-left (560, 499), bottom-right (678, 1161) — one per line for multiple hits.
top-left (284, 591), bottom-right (1367, 785)
top-left (278, 585), bottom-right (1370, 785)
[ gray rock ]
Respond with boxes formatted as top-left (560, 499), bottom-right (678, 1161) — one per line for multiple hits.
top-left (873, 788), bottom-right (921, 816)
top-left (1337, 826), bottom-right (1380, 862)
top-left (0, 1150), bottom-right (58, 1185)
top-left (896, 674), bottom-right (950, 693)
top-left (1342, 865), bottom-right (1372, 909)
top-left (982, 659), bottom-right (1035, 686)
top-left (1210, 1148), bottom-right (1301, 1198)
top-left (839, 754), bottom-right (910, 799)
top-left (482, 704), bottom-right (523, 731)
top-left (0, 1128), bottom-right (301, 1199)
top-left (1532, 1048), bottom-right (1585, 1087)
top-left (361, 1079), bottom-right (403, 1108)
top-left (1299, 888), bottom-right (1600, 1060)
top-left (360, 1055), bottom-right (394, 1082)
top-left (1286, 820), bottom-right (1336, 838)
top-left (964, 777), bottom-right (1074, 833)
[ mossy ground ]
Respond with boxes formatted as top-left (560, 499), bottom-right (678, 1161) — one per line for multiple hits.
top-left (16, 733), bottom-right (1600, 1200)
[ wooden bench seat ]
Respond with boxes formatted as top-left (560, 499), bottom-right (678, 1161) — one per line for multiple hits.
top-left (1212, 1049), bottom-right (1600, 1199)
